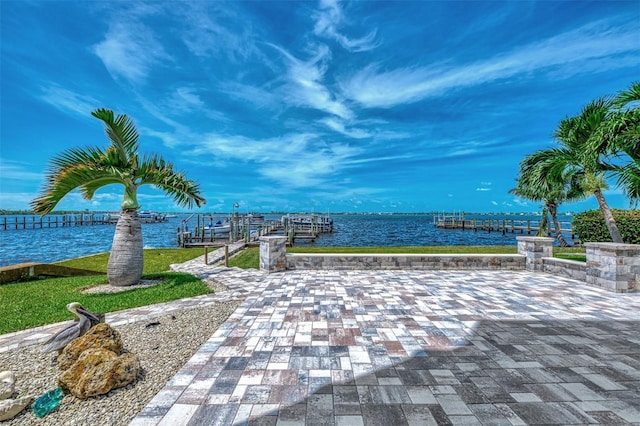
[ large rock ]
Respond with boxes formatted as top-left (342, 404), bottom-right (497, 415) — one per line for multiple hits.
top-left (57, 323), bottom-right (123, 370)
top-left (58, 348), bottom-right (140, 399)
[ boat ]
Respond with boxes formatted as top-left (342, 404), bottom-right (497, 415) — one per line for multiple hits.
top-left (203, 220), bottom-right (231, 234)
top-left (247, 213), bottom-right (265, 225)
top-left (138, 211), bottom-right (168, 223)
top-left (282, 213), bottom-right (333, 232)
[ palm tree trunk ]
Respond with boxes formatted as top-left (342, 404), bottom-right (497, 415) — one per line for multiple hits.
top-left (108, 209), bottom-right (143, 286)
top-left (547, 203), bottom-right (570, 247)
top-left (593, 189), bottom-right (624, 243)
top-left (536, 207), bottom-right (549, 237)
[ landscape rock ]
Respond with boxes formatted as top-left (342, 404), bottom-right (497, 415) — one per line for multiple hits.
top-left (0, 395), bottom-right (33, 421)
top-left (57, 323), bottom-right (123, 370)
top-left (58, 348), bottom-right (140, 399)
top-left (0, 370), bottom-right (15, 399)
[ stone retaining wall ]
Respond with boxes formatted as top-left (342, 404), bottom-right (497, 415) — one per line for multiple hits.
top-left (585, 242), bottom-right (640, 292)
top-left (259, 237), bottom-right (639, 293)
top-left (286, 253), bottom-right (525, 271)
top-left (517, 236), bottom-right (553, 271)
top-left (542, 257), bottom-right (586, 281)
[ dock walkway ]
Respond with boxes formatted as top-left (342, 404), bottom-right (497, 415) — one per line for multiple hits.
top-left (435, 216), bottom-right (574, 238)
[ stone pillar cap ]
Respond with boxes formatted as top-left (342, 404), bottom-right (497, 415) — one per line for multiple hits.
top-left (516, 236), bottom-right (554, 242)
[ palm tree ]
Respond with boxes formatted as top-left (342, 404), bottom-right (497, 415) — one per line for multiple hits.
top-left (601, 82), bottom-right (640, 206)
top-left (558, 99), bottom-right (625, 243)
top-left (524, 98), bottom-right (624, 243)
top-left (510, 154), bottom-right (583, 246)
top-left (32, 108), bottom-right (206, 286)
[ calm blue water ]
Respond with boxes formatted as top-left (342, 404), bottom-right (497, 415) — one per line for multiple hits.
top-left (297, 214), bottom-right (574, 247)
top-left (0, 213), bottom-right (573, 267)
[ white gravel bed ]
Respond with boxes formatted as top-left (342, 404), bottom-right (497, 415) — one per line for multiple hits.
top-left (1, 297), bottom-right (241, 425)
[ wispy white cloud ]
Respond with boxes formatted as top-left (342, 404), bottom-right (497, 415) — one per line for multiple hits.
top-left (0, 192), bottom-right (39, 209)
top-left (340, 17), bottom-right (639, 108)
top-left (447, 148), bottom-right (478, 158)
top-left (0, 160), bottom-right (43, 182)
top-left (268, 43), bottom-right (353, 119)
top-left (219, 82), bottom-right (281, 111)
top-left (319, 117), bottom-right (370, 139)
top-left (176, 2), bottom-right (259, 62)
top-left (476, 187), bottom-right (492, 192)
top-left (39, 85), bottom-right (100, 118)
top-left (313, 0), bottom-right (378, 52)
top-left (168, 87), bottom-right (204, 112)
top-left (93, 21), bottom-right (170, 84)
top-left (184, 131), bottom-right (361, 188)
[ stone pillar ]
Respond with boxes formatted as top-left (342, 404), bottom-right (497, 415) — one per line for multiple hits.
top-left (259, 236), bottom-right (287, 273)
top-left (517, 236), bottom-right (554, 271)
top-left (585, 242), bottom-right (640, 292)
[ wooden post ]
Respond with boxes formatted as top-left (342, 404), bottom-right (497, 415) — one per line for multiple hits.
top-left (225, 244), bottom-right (229, 267)
top-left (204, 246), bottom-right (209, 265)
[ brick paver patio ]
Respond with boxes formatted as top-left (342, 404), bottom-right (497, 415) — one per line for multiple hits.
top-left (127, 266), bottom-right (640, 425)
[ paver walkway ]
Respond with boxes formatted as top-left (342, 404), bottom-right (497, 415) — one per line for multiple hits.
top-left (130, 265), bottom-right (640, 426)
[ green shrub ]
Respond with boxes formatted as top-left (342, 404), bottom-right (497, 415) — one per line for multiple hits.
top-left (572, 209), bottom-right (640, 244)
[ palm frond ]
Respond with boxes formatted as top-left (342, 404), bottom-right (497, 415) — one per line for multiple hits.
top-left (136, 154), bottom-right (206, 208)
top-left (614, 162), bottom-right (640, 206)
top-left (612, 81), bottom-right (640, 109)
top-left (91, 108), bottom-right (139, 165)
top-left (81, 176), bottom-right (128, 200)
top-left (31, 159), bottom-right (124, 214)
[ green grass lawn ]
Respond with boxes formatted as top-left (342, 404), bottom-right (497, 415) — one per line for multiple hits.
top-left (553, 247), bottom-right (587, 262)
top-left (56, 248), bottom-right (204, 274)
top-left (227, 247), bottom-right (260, 269)
top-left (1, 248), bottom-right (206, 335)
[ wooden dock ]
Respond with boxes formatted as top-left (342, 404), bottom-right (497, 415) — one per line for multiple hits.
top-left (434, 214), bottom-right (574, 238)
top-left (1, 212), bottom-right (170, 230)
top-left (178, 214), bottom-right (285, 247)
top-left (1, 213), bottom-right (116, 230)
top-left (178, 213), bottom-right (335, 247)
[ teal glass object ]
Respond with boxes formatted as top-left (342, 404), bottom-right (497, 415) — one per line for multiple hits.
top-left (31, 387), bottom-right (64, 418)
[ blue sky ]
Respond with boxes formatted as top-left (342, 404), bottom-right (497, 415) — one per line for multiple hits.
top-left (1, 1), bottom-right (638, 214)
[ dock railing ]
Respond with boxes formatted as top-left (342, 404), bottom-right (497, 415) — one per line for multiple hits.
top-left (434, 217), bottom-right (574, 239)
top-left (1, 213), bottom-right (115, 230)
top-left (178, 214), bottom-right (284, 247)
